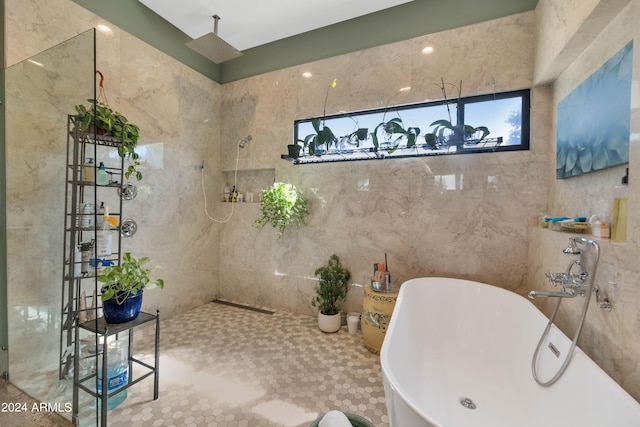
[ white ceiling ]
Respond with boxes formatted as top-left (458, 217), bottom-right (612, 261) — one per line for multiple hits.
top-left (138, 0), bottom-right (413, 52)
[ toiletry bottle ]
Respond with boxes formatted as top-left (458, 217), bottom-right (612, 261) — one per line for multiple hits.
top-left (96, 162), bottom-right (110, 186)
top-left (96, 206), bottom-right (113, 257)
top-left (224, 184), bottom-right (230, 202)
top-left (83, 158), bottom-right (95, 182)
top-left (611, 168), bottom-right (628, 243)
top-left (231, 186), bottom-right (238, 202)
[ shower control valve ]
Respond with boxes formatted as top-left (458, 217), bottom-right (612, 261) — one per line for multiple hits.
top-left (545, 271), bottom-right (587, 289)
top-left (546, 271), bottom-right (567, 287)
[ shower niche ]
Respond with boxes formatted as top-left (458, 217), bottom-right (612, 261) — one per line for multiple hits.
top-left (221, 168), bottom-right (275, 203)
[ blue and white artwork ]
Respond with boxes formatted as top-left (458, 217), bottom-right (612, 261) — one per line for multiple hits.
top-left (556, 41), bottom-right (633, 179)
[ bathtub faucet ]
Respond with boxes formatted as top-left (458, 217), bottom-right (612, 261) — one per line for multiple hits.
top-left (528, 268), bottom-right (588, 300)
top-left (529, 238), bottom-right (593, 301)
top-left (531, 237), bottom-right (602, 387)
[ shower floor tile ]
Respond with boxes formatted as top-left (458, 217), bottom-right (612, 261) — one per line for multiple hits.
top-left (100, 302), bottom-right (389, 427)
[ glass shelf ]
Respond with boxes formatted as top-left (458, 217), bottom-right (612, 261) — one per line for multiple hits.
top-left (282, 139), bottom-right (506, 165)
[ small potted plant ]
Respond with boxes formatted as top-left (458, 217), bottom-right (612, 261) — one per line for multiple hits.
top-left (254, 182), bottom-right (309, 238)
top-left (75, 99), bottom-right (142, 181)
top-left (98, 252), bottom-right (164, 324)
top-left (312, 254), bottom-right (351, 333)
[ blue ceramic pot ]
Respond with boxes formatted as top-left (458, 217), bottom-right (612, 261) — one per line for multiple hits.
top-left (102, 289), bottom-right (143, 324)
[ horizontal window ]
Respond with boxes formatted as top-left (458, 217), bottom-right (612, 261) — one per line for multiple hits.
top-left (288, 89), bottom-right (530, 164)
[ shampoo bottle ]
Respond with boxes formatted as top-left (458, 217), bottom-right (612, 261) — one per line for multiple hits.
top-left (96, 206), bottom-right (113, 257)
top-left (611, 168), bottom-right (628, 243)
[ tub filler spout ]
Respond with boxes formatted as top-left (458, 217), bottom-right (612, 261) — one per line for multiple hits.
top-left (528, 288), bottom-right (576, 299)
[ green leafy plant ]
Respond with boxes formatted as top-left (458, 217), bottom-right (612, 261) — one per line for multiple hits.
top-left (426, 119), bottom-right (489, 147)
top-left (98, 252), bottom-right (164, 305)
top-left (423, 79), bottom-right (489, 148)
top-left (75, 99), bottom-right (142, 181)
top-left (254, 182), bottom-right (309, 238)
top-left (312, 254), bottom-right (351, 315)
top-left (370, 117), bottom-right (421, 153)
top-left (298, 78), bottom-right (339, 154)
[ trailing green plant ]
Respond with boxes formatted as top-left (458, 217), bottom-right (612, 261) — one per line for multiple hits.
top-left (254, 182), bottom-right (309, 238)
top-left (312, 254), bottom-right (351, 315)
top-left (98, 252), bottom-right (164, 305)
top-left (75, 99), bottom-right (142, 181)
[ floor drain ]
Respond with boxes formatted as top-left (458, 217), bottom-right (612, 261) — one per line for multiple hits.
top-left (459, 397), bottom-right (476, 409)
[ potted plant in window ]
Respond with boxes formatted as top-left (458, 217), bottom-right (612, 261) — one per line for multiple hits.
top-left (312, 254), bottom-right (351, 333)
top-left (254, 182), bottom-right (309, 238)
top-left (297, 78), bottom-right (339, 156)
top-left (423, 79), bottom-right (490, 149)
top-left (98, 252), bottom-right (164, 324)
top-left (74, 99), bottom-right (142, 181)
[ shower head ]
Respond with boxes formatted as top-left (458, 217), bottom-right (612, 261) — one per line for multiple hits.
top-left (238, 135), bottom-right (252, 148)
top-left (185, 15), bottom-right (243, 64)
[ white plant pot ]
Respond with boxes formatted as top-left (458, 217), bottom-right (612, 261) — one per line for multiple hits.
top-left (318, 312), bottom-right (342, 333)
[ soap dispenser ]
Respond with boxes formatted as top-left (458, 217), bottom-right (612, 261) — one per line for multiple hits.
top-left (611, 168), bottom-right (628, 242)
top-left (96, 162), bottom-right (110, 186)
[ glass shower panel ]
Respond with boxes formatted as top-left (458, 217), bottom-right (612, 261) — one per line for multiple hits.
top-left (4, 28), bottom-right (95, 413)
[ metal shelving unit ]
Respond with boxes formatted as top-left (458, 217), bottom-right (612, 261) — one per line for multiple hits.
top-left (59, 115), bottom-right (159, 425)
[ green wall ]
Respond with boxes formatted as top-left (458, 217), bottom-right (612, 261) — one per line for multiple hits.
top-left (72, 0), bottom-right (538, 83)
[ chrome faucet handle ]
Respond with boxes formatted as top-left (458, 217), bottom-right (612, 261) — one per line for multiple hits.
top-left (571, 271), bottom-right (588, 286)
top-left (546, 271), bottom-right (571, 287)
top-left (545, 271), bottom-right (558, 286)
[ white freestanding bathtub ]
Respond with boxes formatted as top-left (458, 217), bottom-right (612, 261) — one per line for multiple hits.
top-left (380, 277), bottom-right (640, 427)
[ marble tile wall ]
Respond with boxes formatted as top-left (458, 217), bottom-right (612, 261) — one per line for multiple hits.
top-left (5, 0), bottom-right (221, 400)
top-left (528, 0), bottom-right (640, 401)
top-left (217, 11), bottom-right (550, 314)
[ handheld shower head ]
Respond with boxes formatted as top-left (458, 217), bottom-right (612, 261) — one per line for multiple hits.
top-left (238, 135), bottom-right (252, 148)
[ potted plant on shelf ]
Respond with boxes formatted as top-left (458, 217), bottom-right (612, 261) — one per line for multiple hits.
top-left (312, 254), bottom-right (351, 333)
top-left (297, 78), bottom-right (339, 156)
top-left (254, 182), bottom-right (309, 238)
top-left (98, 252), bottom-right (164, 324)
top-left (74, 99), bottom-right (142, 181)
top-left (423, 79), bottom-right (490, 149)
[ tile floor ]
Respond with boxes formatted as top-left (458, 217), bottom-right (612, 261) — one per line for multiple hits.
top-left (11, 301), bottom-right (389, 426)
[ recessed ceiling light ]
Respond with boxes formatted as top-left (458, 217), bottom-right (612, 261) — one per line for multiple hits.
top-left (422, 46), bottom-right (434, 55)
top-left (399, 86), bottom-right (411, 92)
top-left (97, 24), bottom-right (112, 34)
top-left (27, 59), bottom-right (44, 67)
top-left (302, 72), bottom-right (313, 78)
